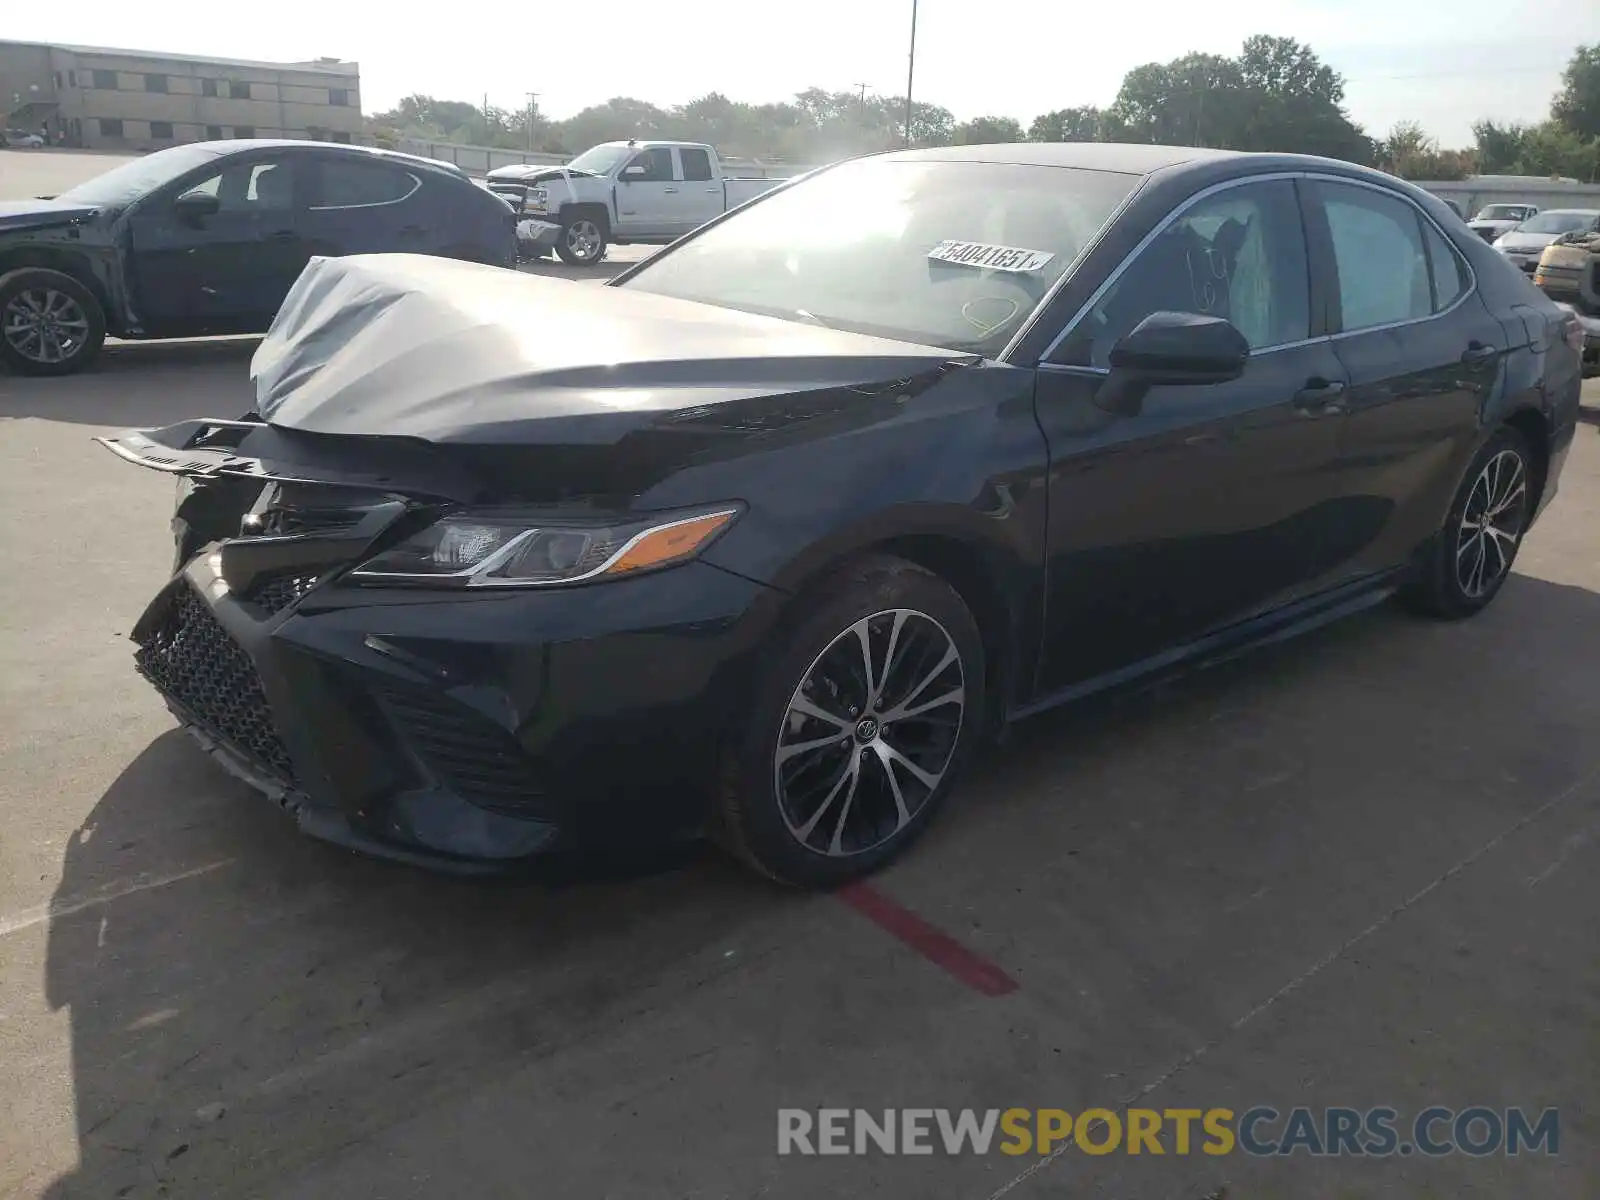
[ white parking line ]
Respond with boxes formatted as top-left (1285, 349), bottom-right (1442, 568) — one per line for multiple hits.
top-left (0, 859), bottom-right (236, 939)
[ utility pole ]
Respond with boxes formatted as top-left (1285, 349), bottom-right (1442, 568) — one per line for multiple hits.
top-left (903, 0), bottom-right (918, 149)
top-left (525, 91), bottom-right (539, 153)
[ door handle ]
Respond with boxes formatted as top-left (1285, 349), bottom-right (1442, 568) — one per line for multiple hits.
top-left (1292, 379), bottom-right (1347, 414)
top-left (1461, 341), bottom-right (1497, 364)
top-left (265, 230), bottom-right (297, 240)
top-left (705, 188), bottom-right (719, 193)
top-left (663, 188), bottom-right (679, 194)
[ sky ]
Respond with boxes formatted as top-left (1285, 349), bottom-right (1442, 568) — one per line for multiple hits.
top-left (9, 0), bottom-right (1597, 146)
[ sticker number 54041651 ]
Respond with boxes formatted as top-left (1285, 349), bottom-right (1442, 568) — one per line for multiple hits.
top-left (927, 240), bottom-right (1055, 273)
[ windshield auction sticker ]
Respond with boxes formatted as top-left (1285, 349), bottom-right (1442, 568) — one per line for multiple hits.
top-left (927, 241), bottom-right (1055, 273)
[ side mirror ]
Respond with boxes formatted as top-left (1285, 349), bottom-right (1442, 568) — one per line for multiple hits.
top-left (174, 189), bottom-right (221, 222)
top-left (621, 163), bottom-right (646, 180)
top-left (1096, 311), bottom-right (1249, 416)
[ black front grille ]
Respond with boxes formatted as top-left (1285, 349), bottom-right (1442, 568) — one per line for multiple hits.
top-left (244, 571), bottom-right (321, 616)
top-left (373, 682), bottom-right (549, 819)
top-left (135, 584), bottom-right (296, 782)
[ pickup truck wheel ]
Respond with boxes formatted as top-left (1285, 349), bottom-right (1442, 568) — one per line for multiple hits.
top-left (0, 267), bottom-right (107, 376)
top-left (555, 214), bottom-right (607, 266)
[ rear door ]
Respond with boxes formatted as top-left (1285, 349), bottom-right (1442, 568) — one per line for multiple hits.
top-left (126, 152), bottom-right (309, 335)
top-left (298, 154), bottom-right (433, 258)
top-left (1305, 177), bottom-right (1505, 579)
top-left (1032, 176), bottom-right (1352, 694)
top-left (674, 147), bottom-right (725, 231)
top-left (613, 146), bottom-right (678, 238)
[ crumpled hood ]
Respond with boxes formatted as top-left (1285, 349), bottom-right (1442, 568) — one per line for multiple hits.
top-left (251, 254), bottom-right (973, 447)
top-left (485, 165), bottom-right (593, 185)
top-left (0, 198), bottom-right (102, 233)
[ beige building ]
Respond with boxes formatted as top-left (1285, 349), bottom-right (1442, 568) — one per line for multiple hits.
top-left (0, 39), bottom-right (362, 149)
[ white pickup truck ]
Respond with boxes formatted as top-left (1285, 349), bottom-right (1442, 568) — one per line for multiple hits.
top-left (485, 140), bottom-right (792, 265)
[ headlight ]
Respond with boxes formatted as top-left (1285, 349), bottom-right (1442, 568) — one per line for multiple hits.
top-left (349, 506), bottom-right (740, 588)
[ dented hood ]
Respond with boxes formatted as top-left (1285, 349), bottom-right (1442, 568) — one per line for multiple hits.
top-left (251, 254), bottom-right (972, 447)
top-left (0, 198), bottom-right (102, 233)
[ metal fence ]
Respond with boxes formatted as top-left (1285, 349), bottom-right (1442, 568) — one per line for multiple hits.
top-left (391, 135), bottom-right (817, 179)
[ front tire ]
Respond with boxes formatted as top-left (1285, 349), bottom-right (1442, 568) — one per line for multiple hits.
top-left (1402, 425), bottom-right (1535, 618)
top-left (0, 267), bottom-right (106, 376)
top-left (554, 211), bottom-right (608, 266)
top-left (715, 555), bottom-right (985, 888)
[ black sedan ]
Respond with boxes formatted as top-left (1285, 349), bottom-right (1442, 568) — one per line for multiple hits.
top-left (0, 139), bottom-right (516, 376)
top-left (99, 143), bottom-right (1585, 887)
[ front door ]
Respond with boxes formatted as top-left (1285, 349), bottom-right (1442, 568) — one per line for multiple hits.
top-left (613, 146), bottom-right (679, 238)
top-left (1307, 178), bottom-right (1509, 579)
top-left (1032, 176), bottom-right (1351, 695)
top-left (127, 154), bottom-right (309, 336)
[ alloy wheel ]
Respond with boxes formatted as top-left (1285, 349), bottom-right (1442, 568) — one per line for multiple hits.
top-left (565, 220), bottom-right (602, 262)
top-left (1456, 448), bottom-right (1528, 599)
top-left (773, 608), bottom-right (965, 858)
top-left (3, 288), bottom-right (91, 365)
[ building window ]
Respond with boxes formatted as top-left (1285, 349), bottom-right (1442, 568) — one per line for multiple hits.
top-left (67, 70), bottom-right (76, 87)
top-left (332, 131), bottom-right (352, 144)
top-left (228, 80), bottom-right (251, 100)
top-left (54, 71), bottom-right (62, 87)
top-left (234, 125), bottom-right (255, 139)
top-left (150, 121), bottom-right (174, 139)
top-left (206, 124), bottom-right (223, 140)
top-left (329, 88), bottom-right (350, 107)
top-left (92, 70), bottom-right (118, 90)
top-left (201, 78), bottom-right (217, 97)
top-left (144, 73), bottom-right (168, 93)
top-left (99, 118), bottom-right (124, 138)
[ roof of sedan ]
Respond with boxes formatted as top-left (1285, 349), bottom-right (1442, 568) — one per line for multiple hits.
top-left (187, 139), bottom-right (466, 174)
top-left (885, 142), bottom-right (1242, 174)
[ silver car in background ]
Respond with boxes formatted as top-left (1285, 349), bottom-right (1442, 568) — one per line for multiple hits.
top-left (1494, 209), bottom-right (1600, 274)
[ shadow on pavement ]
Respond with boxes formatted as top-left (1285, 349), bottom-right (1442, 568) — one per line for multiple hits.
top-left (41, 728), bottom-right (796, 1199)
top-left (0, 339), bottom-right (260, 428)
top-left (39, 573), bottom-right (1600, 1198)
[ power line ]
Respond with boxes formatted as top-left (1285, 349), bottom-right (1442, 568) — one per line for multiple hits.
top-left (1343, 65), bottom-right (1562, 83)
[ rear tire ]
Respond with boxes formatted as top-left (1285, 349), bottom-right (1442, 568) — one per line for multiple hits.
top-left (714, 555), bottom-right (985, 888)
top-left (1401, 425), bottom-right (1535, 619)
top-left (0, 267), bottom-right (106, 376)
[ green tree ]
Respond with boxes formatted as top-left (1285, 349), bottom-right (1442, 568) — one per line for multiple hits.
top-left (1028, 106), bottom-right (1104, 142)
top-left (953, 115), bottom-right (1024, 144)
top-left (1380, 121), bottom-right (1472, 180)
top-left (1471, 119), bottom-right (1533, 174)
top-left (1551, 44), bottom-right (1600, 140)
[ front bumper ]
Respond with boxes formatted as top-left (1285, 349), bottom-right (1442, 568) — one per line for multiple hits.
top-left (1499, 249), bottom-right (1540, 274)
top-left (133, 550), bottom-right (778, 873)
top-left (516, 218), bottom-right (560, 253)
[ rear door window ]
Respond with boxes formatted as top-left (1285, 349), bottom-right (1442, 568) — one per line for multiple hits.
top-left (1314, 181), bottom-right (1432, 332)
top-left (309, 158), bottom-right (420, 209)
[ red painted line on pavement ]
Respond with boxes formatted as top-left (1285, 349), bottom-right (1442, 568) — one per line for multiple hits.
top-left (836, 882), bottom-right (1019, 997)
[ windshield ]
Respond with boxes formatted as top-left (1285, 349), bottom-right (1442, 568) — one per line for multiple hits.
top-left (1476, 205), bottom-right (1530, 221)
top-left (616, 159), bottom-right (1140, 354)
top-left (566, 145), bottom-right (633, 176)
top-left (1518, 211), bottom-right (1598, 235)
top-left (58, 144), bottom-right (227, 206)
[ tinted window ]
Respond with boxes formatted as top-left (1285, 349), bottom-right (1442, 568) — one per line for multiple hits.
top-left (620, 159), bottom-right (1137, 355)
top-left (1516, 211), bottom-right (1598, 235)
top-left (205, 124), bottom-right (222, 140)
top-left (150, 121), bottom-right (174, 140)
top-left (99, 118), bottom-right (124, 138)
top-left (187, 159), bottom-right (297, 211)
top-left (1318, 182), bottom-right (1431, 332)
top-left (1423, 222), bottom-right (1468, 312)
top-left (1061, 179), bottom-right (1310, 367)
top-left (626, 148), bottom-right (674, 182)
top-left (233, 126), bottom-right (255, 139)
top-left (201, 79), bottom-right (218, 98)
top-left (310, 158), bottom-right (418, 207)
top-left (330, 89), bottom-right (350, 106)
top-left (91, 70), bottom-right (117, 90)
top-left (229, 80), bottom-right (252, 100)
top-left (145, 74), bottom-right (167, 93)
top-left (680, 148), bottom-right (713, 182)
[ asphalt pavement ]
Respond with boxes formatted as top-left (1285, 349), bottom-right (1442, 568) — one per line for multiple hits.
top-left (0, 150), bottom-right (1597, 1199)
